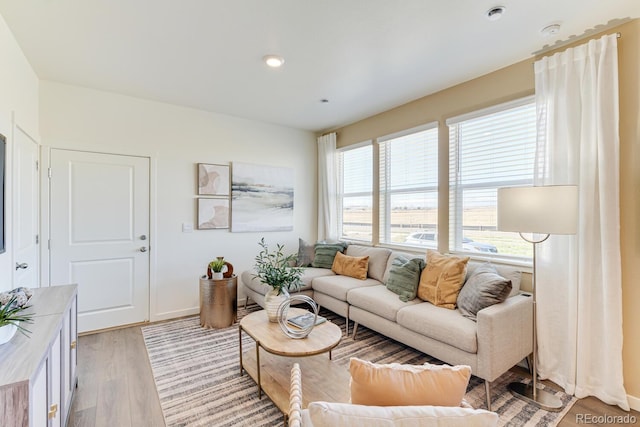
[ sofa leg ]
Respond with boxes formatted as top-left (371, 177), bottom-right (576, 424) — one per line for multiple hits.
top-left (345, 316), bottom-right (349, 337)
top-left (244, 296), bottom-right (250, 309)
top-left (485, 381), bottom-right (492, 411)
top-left (352, 322), bottom-right (359, 340)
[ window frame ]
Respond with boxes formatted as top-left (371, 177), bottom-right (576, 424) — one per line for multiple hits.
top-left (446, 95), bottom-right (536, 260)
top-left (337, 141), bottom-right (374, 243)
top-left (377, 122), bottom-right (439, 248)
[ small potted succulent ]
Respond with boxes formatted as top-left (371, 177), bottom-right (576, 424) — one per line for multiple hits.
top-left (208, 257), bottom-right (227, 280)
top-left (253, 238), bottom-right (304, 322)
top-left (0, 288), bottom-right (34, 345)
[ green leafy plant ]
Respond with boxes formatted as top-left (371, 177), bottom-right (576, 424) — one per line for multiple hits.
top-left (209, 257), bottom-right (226, 273)
top-left (253, 238), bottom-right (304, 295)
top-left (0, 295), bottom-right (34, 336)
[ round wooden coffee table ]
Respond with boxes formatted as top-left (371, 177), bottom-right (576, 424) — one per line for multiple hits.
top-left (239, 308), bottom-right (342, 401)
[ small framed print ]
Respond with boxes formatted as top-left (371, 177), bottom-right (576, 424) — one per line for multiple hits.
top-left (198, 163), bottom-right (230, 196)
top-left (198, 198), bottom-right (230, 229)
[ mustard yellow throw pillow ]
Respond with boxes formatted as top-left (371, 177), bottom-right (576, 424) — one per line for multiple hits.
top-left (331, 252), bottom-right (369, 280)
top-left (418, 250), bottom-right (470, 309)
top-left (349, 358), bottom-right (471, 407)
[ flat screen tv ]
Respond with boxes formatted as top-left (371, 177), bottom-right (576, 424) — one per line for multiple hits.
top-left (0, 133), bottom-right (5, 254)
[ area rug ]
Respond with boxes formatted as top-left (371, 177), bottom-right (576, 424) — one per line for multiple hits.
top-left (142, 306), bottom-right (576, 427)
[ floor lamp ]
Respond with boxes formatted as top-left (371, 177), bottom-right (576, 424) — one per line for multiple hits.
top-left (497, 185), bottom-right (578, 411)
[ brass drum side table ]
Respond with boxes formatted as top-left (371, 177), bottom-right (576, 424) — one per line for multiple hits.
top-left (199, 275), bottom-right (238, 328)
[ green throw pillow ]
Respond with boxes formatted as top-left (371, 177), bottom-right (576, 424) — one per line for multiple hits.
top-left (312, 242), bottom-right (348, 269)
top-left (386, 256), bottom-right (425, 302)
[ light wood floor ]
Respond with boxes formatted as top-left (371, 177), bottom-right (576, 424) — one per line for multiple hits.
top-left (67, 324), bottom-right (639, 427)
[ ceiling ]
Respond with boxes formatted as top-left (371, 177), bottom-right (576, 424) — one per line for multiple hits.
top-left (0, 1), bottom-right (638, 133)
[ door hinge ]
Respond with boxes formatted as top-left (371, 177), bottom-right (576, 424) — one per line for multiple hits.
top-left (35, 235), bottom-right (39, 244)
top-left (48, 239), bottom-right (51, 250)
top-left (48, 167), bottom-right (52, 178)
top-left (35, 160), bottom-right (39, 171)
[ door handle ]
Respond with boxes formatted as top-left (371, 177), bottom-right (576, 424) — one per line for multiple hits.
top-left (139, 247), bottom-right (148, 252)
top-left (15, 262), bottom-right (28, 270)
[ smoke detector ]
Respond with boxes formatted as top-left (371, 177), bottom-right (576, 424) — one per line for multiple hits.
top-left (486, 6), bottom-right (506, 21)
top-left (540, 24), bottom-right (561, 37)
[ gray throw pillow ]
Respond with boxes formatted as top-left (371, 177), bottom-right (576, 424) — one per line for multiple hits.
top-left (311, 242), bottom-right (348, 269)
top-left (385, 256), bottom-right (425, 302)
top-left (296, 238), bottom-right (315, 267)
top-left (457, 263), bottom-right (512, 321)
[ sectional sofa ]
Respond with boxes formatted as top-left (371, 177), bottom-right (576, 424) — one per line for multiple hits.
top-left (241, 244), bottom-right (533, 409)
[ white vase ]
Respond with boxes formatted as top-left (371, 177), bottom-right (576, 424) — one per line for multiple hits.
top-left (212, 272), bottom-right (224, 280)
top-left (264, 287), bottom-right (289, 322)
top-left (0, 323), bottom-right (18, 345)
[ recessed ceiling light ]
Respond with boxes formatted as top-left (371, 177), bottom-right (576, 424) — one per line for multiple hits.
top-left (485, 6), bottom-right (506, 21)
top-left (263, 55), bottom-right (285, 68)
top-left (320, 99), bottom-right (329, 103)
top-left (540, 24), bottom-right (561, 37)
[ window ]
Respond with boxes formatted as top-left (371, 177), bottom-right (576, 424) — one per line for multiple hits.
top-left (448, 97), bottom-right (536, 258)
top-left (379, 124), bottom-right (438, 247)
top-left (338, 143), bottom-right (373, 242)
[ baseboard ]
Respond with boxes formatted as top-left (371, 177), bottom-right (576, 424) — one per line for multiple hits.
top-left (152, 307), bottom-right (199, 322)
top-left (628, 393), bottom-right (640, 411)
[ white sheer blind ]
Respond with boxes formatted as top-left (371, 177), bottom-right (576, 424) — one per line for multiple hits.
top-left (338, 143), bottom-right (373, 242)
top-left (448, 97), bottom-right (536, 257)
top-left (379, 124), bottom-right (438, 246)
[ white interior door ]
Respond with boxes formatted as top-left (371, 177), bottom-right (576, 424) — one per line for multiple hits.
top-left (50, 149), bottom-right (150, 333)
top-left (13, 126), bottom-right (39, 288)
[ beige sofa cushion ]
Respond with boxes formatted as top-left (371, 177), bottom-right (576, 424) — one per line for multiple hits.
top-left (307, 402), bottom-right (498, 427)
top-left (332, 252), bottom-right (369, 280)
top-left (349, 358), bottom-right (471, 407)
top-left (418, 250), bottom-right (469, 309)
top-left (348, 285), bottom-right (421, 322)
top-left (312, 275), bottom-right (380, 301)
top-left (346, 245), bottom-right (392, 282)
top-left (396, 303), bottom-right (478, 353)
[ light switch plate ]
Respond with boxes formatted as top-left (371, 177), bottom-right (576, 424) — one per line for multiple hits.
top-left (182, 222), bottom-right (193, 233)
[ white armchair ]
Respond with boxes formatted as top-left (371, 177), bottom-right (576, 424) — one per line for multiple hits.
top-left (288, 363), bottom-right (498, 427)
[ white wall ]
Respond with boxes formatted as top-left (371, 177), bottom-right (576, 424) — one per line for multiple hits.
top-left (0, 14), bottom-right (40, 291)
top-left (39, 81), bottom-right (317, 321)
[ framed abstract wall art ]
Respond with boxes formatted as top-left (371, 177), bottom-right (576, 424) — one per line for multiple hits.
top-left (197, 198), bottom-right (230, 229)
top-left (198, 163), bottom-right (230, 196)
top-left (231, 162), bottom-right (294, 232)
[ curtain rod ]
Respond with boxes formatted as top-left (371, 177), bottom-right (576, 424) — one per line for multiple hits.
top-left (533, 30), bottom-right (622, 56)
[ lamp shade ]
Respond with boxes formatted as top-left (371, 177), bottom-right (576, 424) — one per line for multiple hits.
top-left (497, 185), bottom-right (578, 235)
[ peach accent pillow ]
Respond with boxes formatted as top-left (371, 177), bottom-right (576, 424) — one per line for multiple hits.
top-left (417, 250), bottom-right (470, 309)
top-left (349, 358), bottom-right (471, 407)
top-left (331, 252), bottom-right (369, 280)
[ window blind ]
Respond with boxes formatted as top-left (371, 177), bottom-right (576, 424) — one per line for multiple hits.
top-left (338, 143), bottom-right (373, 242)
top-left (448, 98), bottom-right (536, 258)
top-left (378, 124), bottom-right (438, 246)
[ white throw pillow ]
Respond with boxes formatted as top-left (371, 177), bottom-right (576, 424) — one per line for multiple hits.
top-left (308, 402), bottom-right (498, 427)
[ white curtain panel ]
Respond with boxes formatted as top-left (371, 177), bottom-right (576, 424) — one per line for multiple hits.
top-left (534, 33), bottom-right (628, 410)
top-left (317, 133), bottom-right (339, 242)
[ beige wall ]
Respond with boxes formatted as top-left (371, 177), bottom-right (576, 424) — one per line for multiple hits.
top-left (330, 20), bottom-right (640, 406)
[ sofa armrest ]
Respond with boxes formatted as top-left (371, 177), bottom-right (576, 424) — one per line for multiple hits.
top-left (289, 363), bottom-right (303, 427)
top-left (476, 294), bottom-right (533, 382)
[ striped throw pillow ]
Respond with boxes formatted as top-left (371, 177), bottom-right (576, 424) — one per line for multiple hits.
top-left (386, 256), bottom-right (425, 302)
